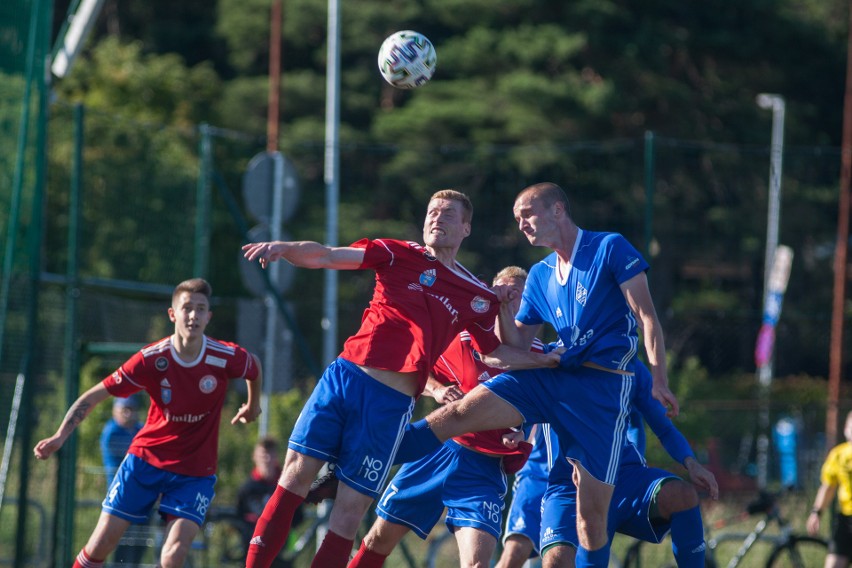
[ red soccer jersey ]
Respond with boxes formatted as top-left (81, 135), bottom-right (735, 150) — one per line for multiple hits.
top-left (434, 332), bottom-right (545, 456)
top-left (103, 335), bottom-right (259, 477)
top-left (339, 238), bottom-right (501, 395)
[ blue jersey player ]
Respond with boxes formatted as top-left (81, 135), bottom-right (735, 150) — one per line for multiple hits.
top-left (396, 182), bottom-right (678, 568)
top-left (540, 361), bottom-right (718, 568)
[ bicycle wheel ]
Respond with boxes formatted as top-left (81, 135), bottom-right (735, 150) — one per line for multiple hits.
top-left (618, 537), bottom-right (675, 568)
top-left (764, 536), bottom-right (828, 568)
top-left (425, 530), bottom-right (457, 568)
top-left (205, 517), bottom-right (250, 566)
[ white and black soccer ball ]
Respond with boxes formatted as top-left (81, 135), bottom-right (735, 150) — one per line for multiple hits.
top-left (377, 30), bottom-right (437, 90)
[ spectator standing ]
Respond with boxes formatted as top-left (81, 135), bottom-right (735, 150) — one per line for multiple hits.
top-left (100, 395), bottom-right (145, 566)
top-left (807, 410), bottom-right (852, 568)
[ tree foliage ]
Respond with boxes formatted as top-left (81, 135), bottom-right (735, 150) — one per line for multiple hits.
top-left (44, 0), bottom-right (852, 382)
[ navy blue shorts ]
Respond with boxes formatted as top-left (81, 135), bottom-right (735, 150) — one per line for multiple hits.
top-left (503, 472), bottom-right (547, 556)
top-left (484, 366), bottom-right (633, 484)
top-left (289, 358), bottom-right (415, 498)
top-left (103, 454), bottom-right (216, 526)
top-left (376, 440), bottom-right (507, 540)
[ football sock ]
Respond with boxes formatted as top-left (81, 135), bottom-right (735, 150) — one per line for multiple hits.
top-left (393, 419), bottom-right (442, 464)
top-left (575, 542), bottom-right (611, 568)
top-left (311, 529), bottom-right (355, 568)
top-left (347, 540), bottom-right (388, 567)
top-left (72, 548), bottom-right (104, 568)
top-left (246, 485), bottom-right (303, 568)
top-left (671, 506), bottom-right (706, 568)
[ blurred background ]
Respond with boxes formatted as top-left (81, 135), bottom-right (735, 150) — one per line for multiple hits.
top-left (2, 0), bottom-right (852, 566)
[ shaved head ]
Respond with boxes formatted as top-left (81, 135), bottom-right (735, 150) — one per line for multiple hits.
top-left (517, 182), bottom-right (571, 217)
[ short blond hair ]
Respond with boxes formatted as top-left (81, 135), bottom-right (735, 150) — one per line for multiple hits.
top-left (430, 189), bottom-right (473, 223)
top-left (493, 266), bottom-right (528, 285)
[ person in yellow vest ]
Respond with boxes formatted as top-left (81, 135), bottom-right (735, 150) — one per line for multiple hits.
top-left (807, 410), bottom-right (852, 568)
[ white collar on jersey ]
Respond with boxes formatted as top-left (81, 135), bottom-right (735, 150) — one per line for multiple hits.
top-left (555, 229), bottom-right (583, 286)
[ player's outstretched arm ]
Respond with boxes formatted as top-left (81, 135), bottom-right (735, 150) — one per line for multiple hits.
top-left (242, 241), bottom-right (365, 270)
top-left (480, 344), bottom-right (563, 370)
top-left (683, 456), bottom-right (719, 500)
top-left (33, 383), bottom-right (112, 460)
top-left (232, 354), bottom-right (263, 425)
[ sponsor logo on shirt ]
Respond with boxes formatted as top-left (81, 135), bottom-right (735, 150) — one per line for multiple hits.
top-left (575, 282), bottom-right (588, 306)
top-left (155, 357), bottom-right (169, 371)
top-left (205, 355), bottom-right (226, 368)
top-left (426, 293), bottom-right (459, 323)
top-left (542, 526), bottom-right (556, 544)
top-left (160, 378), bottom-right (172, 404)
top-left (419, 269), bottom-right (437, 287)
top-left (470, 296), bottom-right (491, 313)
top-left (199, 375), bottom-right (218, 394)
top-left (165, 410), bottom-right (210, 423)
top-left (625, 257), bottom-right (640, 270)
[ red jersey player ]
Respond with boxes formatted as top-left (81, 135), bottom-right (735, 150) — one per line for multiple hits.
top-left (34, 278), bottom-right (262, 568)
top-left (348, 266), bottom-right (542, 568)
top-left (241, 190), bottom-right (562, 568)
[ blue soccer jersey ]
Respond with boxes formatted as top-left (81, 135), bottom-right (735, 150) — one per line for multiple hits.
top-left (516, 229), bottom-right (648, 372)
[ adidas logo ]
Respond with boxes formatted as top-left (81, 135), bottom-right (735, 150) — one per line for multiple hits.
top-left (160, 378), bottom-right (171, 387)
top-left (692, 542), bottom-right (706, 554)
top-left (249, 536), bottom-right (265, 547)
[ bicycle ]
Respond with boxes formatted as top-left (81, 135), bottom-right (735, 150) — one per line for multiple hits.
top-left (619, 490), bottom-right (828, 568)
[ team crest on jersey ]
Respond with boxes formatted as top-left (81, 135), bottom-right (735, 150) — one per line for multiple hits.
top-left (419, 269), bottom-right (437, 287)
top-left (575, 283), bottom-right (588, 306)
top-left (160, 378), bottom-right (172, 404)
top-left (155, 357), bottom-right (169, 371)
top-left (470, 296), bottom-right (490, 313)
top-left (199, 375), bottom-right (218, 394)
top-left (112, 371), bottom-right (122, 384)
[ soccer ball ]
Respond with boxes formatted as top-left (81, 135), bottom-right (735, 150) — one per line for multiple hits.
top-left (377, 30), bottom-right (437, 89)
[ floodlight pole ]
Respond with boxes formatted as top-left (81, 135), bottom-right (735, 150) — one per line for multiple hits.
top-left (323, 0), bottom-right (340, 368)
top-left (828, 0), bottom-right (852, 449)
top-left (755, 93), bottom-right (785, 489)
top-left (51, 0), bottom-right (106, 78)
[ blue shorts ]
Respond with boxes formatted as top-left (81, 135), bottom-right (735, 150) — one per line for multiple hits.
top-left (610, 464), bottom-right (677, 543)
top-left (484, 366), bottom-right (633, 484)
top-left (502, 473), bottom-right (548, 557)
top-left (540, 463), bottom-right (678, 549)
top-left (289, 358), bottom-right (415, 499)
top-left (103, 454), bottom-right (216, 526)
top-left (376, 440), bottom-right (507, 540)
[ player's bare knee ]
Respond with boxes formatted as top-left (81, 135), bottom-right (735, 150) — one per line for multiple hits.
top-left (657, 479), bottom-right (699, 518)
top-left (575, 512), bottom-right (608, 550)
